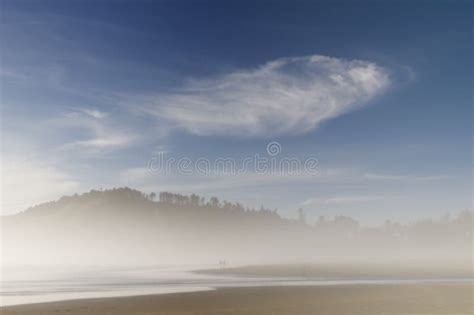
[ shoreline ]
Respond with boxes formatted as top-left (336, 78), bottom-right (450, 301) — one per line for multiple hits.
top-left (195, 262), bottom-right (474, 279)
top-left (2, 283), bottom-right (472, 315)
top-left (1, 262), bottom-right (472, 308)
top-left (2, 278), bottom-right (472, 308)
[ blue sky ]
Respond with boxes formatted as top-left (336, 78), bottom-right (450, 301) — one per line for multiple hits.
top-left (0, 0), bottom-right (472, 223)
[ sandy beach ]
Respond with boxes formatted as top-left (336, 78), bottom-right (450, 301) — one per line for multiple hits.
top-left (1, 284), bottom-right (472, 315)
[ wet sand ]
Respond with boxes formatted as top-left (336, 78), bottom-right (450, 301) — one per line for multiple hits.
top-left (2, 284), bottom-right (472, 315)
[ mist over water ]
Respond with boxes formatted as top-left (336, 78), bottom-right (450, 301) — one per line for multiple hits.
top-left (2, 264), bottom-right (472, 307)
top-left (2, 188), bottom-right (472, 266)
top-left (0, 265), bottom-right (215, 306)
top-left (1, 188), bottom-right (472, 306)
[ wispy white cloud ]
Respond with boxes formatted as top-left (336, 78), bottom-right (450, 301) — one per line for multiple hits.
top-left (79, 108), bottom-right (107, 119)
top-left (69, 135), bottom-right (134, 148)
top-left (0, 68), bottom-right (29, 81)
top-left (141, 55), bottom-right (390, 137)
top-left (364, 173), bottom-right (449, 181)
top-left (58, 110), bottom-right (136, 149)
top-left (118, 167), bottom-right (352, 195)
top-left (300, 195), bottom-right (387, 206)
top-left (119, 164), bottom-right (450, 202)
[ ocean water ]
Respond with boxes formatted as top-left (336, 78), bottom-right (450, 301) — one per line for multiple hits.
top-left (1, 265), bottom-right (472, 306)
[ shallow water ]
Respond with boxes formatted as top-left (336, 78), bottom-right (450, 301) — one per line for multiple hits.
top-left (1, 265), bottom-right (472, 306)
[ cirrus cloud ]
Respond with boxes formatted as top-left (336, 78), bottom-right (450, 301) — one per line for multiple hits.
top-left (142, 55), bottom-right (391, 137)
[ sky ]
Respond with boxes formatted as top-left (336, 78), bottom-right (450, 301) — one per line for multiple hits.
top-left (0, 0), bottom-right (472, 223)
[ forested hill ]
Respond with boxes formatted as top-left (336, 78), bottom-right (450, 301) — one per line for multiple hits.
top-left (2, 187), bottom-right (472, 266)
top-left (6, 187), bottom-right (289, 227)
